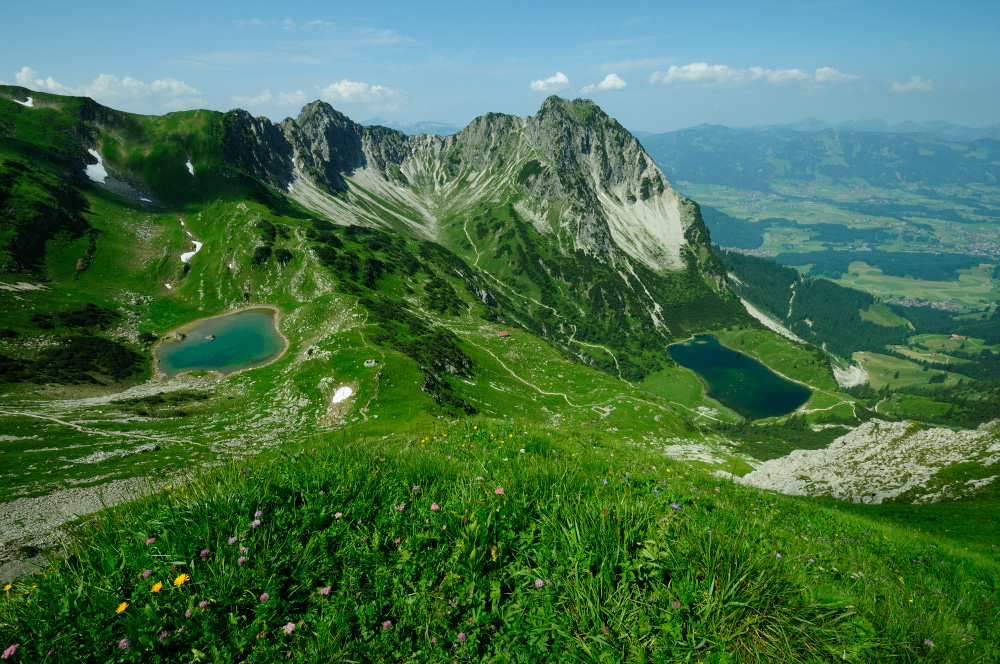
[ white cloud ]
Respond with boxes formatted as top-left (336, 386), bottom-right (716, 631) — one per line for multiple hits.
top-left (530, 72), bottom-right (570, 93)
top-left (318, 79), bottom-right (404, 104)
top-left (581, 73), bottom-right (627, 94)
top-left (815, 67), bottom-right (863, 83)
top-left (13, 66), bottom-right (203, 109)
top-left (232, 89), bottom-right (307, 108)
top-left (889, 75), bottom-right (934, 93)
top-left (649, 62), bottom-right (861, 88)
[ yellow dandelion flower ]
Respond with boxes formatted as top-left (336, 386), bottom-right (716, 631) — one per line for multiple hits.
top-left (166, 484), bottom-right (172, 489)
top-left (151, 581), bottom-right (163, 593)
top-left (174, 573), bottom-right (190, 587)
top-left (3, 584), bottom-right (11, 592)
top-left (116, 602), bottom-right (128, 614)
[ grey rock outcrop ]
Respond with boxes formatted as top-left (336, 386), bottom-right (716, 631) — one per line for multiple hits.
top-left (221, 109), bottom-right (294, 191)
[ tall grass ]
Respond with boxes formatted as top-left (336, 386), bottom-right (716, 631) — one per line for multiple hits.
top-left (1, 420), bottom-right (997, 662)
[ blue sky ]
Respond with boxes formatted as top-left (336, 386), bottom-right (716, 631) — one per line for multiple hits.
top-left (2, 0), bottom-right (998, 132)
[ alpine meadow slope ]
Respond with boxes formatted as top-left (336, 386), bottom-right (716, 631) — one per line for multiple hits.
top-left (2, 83), bottom-right (1000, 662)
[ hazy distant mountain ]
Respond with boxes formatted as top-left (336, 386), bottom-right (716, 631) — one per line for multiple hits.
top-left (360, 116), bottom-right (464, 136)
top-left (639, 123), bottom-right (1000, 190)
top-left (741, 119), bottom-right (1000, 143)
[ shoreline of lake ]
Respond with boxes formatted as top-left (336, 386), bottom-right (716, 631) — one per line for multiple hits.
top-left (668, 334), bottom-right (812, 420)
top-left (152, 305), bottom-right (289, 379)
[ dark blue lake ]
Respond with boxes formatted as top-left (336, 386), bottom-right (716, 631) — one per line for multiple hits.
top-left (155, 309), bottom-right (286, 378)
top-left (668, 335), bottom-right (811, 420)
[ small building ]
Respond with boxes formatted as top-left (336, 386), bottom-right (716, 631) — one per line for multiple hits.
top-left (497, 331), bottom-right (510, 338)
top-left (951, 334), bottom-right (967, 340)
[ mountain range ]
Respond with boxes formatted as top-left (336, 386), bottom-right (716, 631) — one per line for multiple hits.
top-left (0, 84), bottom-right (996, 516)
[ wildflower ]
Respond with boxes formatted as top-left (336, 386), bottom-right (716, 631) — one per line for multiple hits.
top-left (145, 538), bottom-right (156, 545)
top-left (714, 486), bottom-right (721, 493)
top-left (200, 549), bottom-right (210, 559)
top-left (115, 602), bottom-right (128, 614)
top-left (255, 510), bottom-right (263, 517)
top-left (335, 512), bottom-right (343, 520)
top-left (199, 600), bottom-right (209, 610)
top-left (2, 585), bottom-right (10, 592)
top-left (924, 639), bottom-right (934, 647)
top-left (260, 593), bottom-right (270, 602)
top-left (457, 632), bottom-right (467, 643)
top-left (446, 456), bottom-right (451, 460)
top-left (535, 579), bottom-right (544, 589)
top-left (776, 553), bottom-right (782, 559)
top-left (494, 487), bottom-right (505, 495)
top-left (228, 536), bottom-right (237, 545)
top-left (320, 586), bottom-right (331, 596)
top-left (382, 620), bottom-right (392, 630)
top-left (319, 490), bottom-right (326, 496)
top-left (117, 638), bottom-right (130, 650)
top-left (602, 479), bottom-right (607, 485)
top-left (159, 630), bottom-right (169, 642)
top-left (185, 609), bottom-right (193, 618)
top-left (174, 573), bottom-right (190, 586)
top-left (283, 622), bottom-right (295, 635)
top-left (361, 537), bottom-right (368, 543)
top-left (670, 503), bottom-right (681, 511)
top-left (520, 448), bottom-right (525, 453)
top-left (432, 637), bottom-right (438, 644)
top-left (413, 485), bottom-right (419, 491)
top-left (809, 558), bottom-right (815, 563)
top-left (151, 582), bottom-right (163, 593)
top-left (240, 546), bottom-right (248, 554)
top-left (671, 601), bottom-right (681, 609)
top-left (251, 519), bottom-right (262, 528)
top-left (2, 645), bottom-right (19, 660)
top-left (394, 537), bottom-right (401, 544)
top-left (238, 556), bottom-right (247, 566)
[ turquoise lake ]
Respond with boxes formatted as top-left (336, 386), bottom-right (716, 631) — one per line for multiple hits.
top-left (155, 310), bottom-right (286, 378)
top-left (667, 335), bottom-right (811, 420)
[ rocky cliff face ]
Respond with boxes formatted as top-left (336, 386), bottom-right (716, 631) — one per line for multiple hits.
top-left (221, 109), bottom-right (294, 192)
top-left (273, 96), bottom-right (719, 279)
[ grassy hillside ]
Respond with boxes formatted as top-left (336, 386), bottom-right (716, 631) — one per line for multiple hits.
top-left (1, 420), bottom-right (997, 662)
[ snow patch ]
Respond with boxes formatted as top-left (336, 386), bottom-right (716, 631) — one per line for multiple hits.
top-left (139, 197), bottom-right (152, 202)
top-left (85, 149), bottom-right (108, 183)
top-left (165, 283), bottom-right (172, 290)
top-left (331, 386), bottom-right (354, 403)
top-left (13, 96), bottom-right (33, 107)
top-left (186, 160), bottom-right (195, 176)
top-left (180, 240), bottom-right (203, 263)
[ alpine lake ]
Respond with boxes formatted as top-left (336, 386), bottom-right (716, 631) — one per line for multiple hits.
top-left (154, 308), bottom-right (287, 378)
top-left (668, 335), bottom-right (812, 420)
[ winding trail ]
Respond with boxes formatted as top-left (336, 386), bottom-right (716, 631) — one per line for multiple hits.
top-left (0, 409), bottom-right (192, 445)
top-left (457, 333), bottom-right (679, 419)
